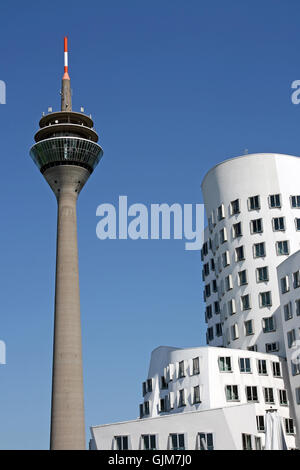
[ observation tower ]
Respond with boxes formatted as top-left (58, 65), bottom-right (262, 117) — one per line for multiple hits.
top-left (30, 37), bottom-right (103, 449)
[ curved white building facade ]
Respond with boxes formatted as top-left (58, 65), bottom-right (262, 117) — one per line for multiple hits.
top-left (201, 153), bottom-right (300, 355)
top-left (91, 346), bottom-right (296, 450)
top-left (277, 250), bottom-right (300, 447)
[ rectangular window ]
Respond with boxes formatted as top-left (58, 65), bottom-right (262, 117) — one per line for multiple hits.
top-left (199, 433), bottom-right (214, 451)
top-left (263, 317), bottom-right (276, 333)
top-left (264, 387), bottom-right (275, 404)
top-left (218, 356), bottom-right (232, 372)
top-left (269, 194), bottom-right (281, 208)
top-left (251, 218), bottom-right (263, 234)
top-left (245, 320), bottom-right (254, 336)
top-left (295, 218), bottom-right (300, 231)
top-left (281, 275), bottom-right (289, 293)
top-left (203, 262), bottom-right (209, 277)
top-left (225, 274), bottom-right (233, 291)
top-left (230, 199), bottom-right (240, 215)
top-left (178, 389), bottom-right (186, 407)
top-left (273, 217), bottom-right (285, 231)
top-left (239, 357), bottom-right (251, 373)
top-left (263, 316), bottom-right (276, 332)
top-left (285, 419), bottom-right (295, 435)
top-left (246, 386), bottom-right (258, 402)
top-left (233, 222), bottom-right (242, 238)
top-left (147, 379), bottom-right (152, 393)
top-left (258, 359), bottom-right (267, 375)
top-left (292, 361), bottom-right (300, 376)
top-left (192, 357), bottom-right (200, 375)
top-left (216, 323), bottom-right (222, 337)
top-left (242, 433), bottom-right (252, 450)
top-left (272, 362), bottom-right (282, 377)
top-left (219, 227), bottom-right (227, 244)
top-left (225, 385), bottom-right (239, 401)
top-left (142, 382), bottom-right (147, 396)
top-left (238, 269), bottom-right (248, 285)
top-left (255, 437), bottom-right (262, 450)
top-left (142, 434), bottom-right (157, 450)
top-left (205, 284), bottom-right (211, 298)
top-left (178, 360), bottom-right (185, 378)
top-left (228, 299), bottom-right (236, 315)
top-left (287, 329), bottom-right (296, 348)
top-left (214, 301), bottom-right (220, 314)
top-left (160, 376), bottom-right (168, 390)
top-left (291, 195), bottom-right (300, 208)
top-left (206, 305), bottom-right (213, 320)
top-left (259, 291), bottom-right (272, 307)
top-left (257, 266), bottom-right (269, 282)
top-left (159, 397), bottom-right (166, 412)
top-left (276, 241), bottom-right (289, 256)
top-left (115, 436), bottom-right (129, 450)
top-left (168, 392), bottom-right (174, 409)
top-left (284, 302), bottom-right (293, 321)
top-left (279, 389), bottom-right (288, 406)
top-left (293, 271), bottom-right (300, 289)
top-left (212, 279), bottom-right (217, 292)
top-left (222, 251), bottom-right (230, 268)
top-left (231, 323), bottom-right (239, 340)
top-left (209, 211), bottom-right (216, 229)
top-left (241, 294), bottom-right (251, 311)
top-left (254, 242), bottom-right (266, 258)
top-left (217, 204), bottom-right (225, 221)
top-left (170, 434), bottom-right (185, 450)
top-left (235, 246), bottom-right (245, 262)
top-left (266, 342), bottom-right (279, 352)
top-left (256, 415), bottom-right (265, 432)
top-left (207, 327), bottom-right (214, 342)
top-left (248, 195), bottom-right (260, 211)
top-left (144, 401), bottom-right (150, 415)
top-left (296, 299), bottom-right (300, 316)
top-left (193, 385), bottom-right (201, 404)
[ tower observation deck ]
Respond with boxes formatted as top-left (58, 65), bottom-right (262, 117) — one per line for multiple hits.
top-left (30, 37), bottom-right (104, 450)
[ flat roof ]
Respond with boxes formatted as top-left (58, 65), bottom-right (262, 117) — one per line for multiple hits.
top-left (91, 402), bottom-right (255, 429)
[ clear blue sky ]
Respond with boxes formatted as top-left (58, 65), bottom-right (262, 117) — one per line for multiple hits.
top-left (0, 0), bottom-right (300, 449)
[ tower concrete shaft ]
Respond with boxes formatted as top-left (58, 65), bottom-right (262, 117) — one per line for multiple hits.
top-left (46, 166), bottom-right (89, 450)
top-left (30, 37), bottom-right (103, 450)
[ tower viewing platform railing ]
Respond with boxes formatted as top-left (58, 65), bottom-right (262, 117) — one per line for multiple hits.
top-left (30, 136), bottom-right (103, 174)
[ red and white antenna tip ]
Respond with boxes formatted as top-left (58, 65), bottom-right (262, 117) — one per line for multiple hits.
top-left (63, 36), bottom-right (70, 80)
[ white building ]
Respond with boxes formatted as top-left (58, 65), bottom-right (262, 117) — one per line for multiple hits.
top-left (90, 153), bottom-right (300, 450)
top-left (201, 153), bottom-right (300, 354)
top-left (277, 250), bottom-right (300, 447)
top-left (90, 346), bottom-right (296, 450)
top-left (91, 403), bottom-right (260, 450)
